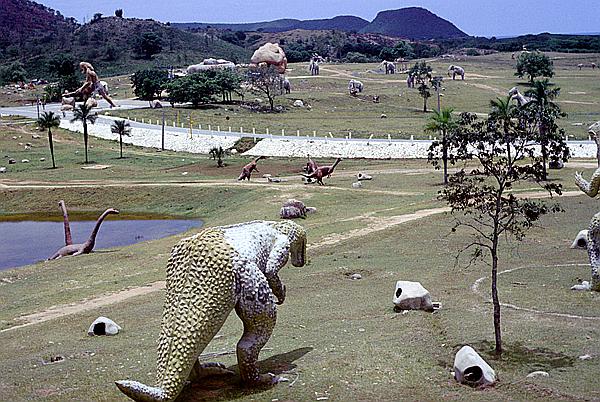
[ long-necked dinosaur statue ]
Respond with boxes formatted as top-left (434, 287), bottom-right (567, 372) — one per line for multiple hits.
top-left (116, 220), bottom-right (307, 402)
top-left (48, 206), bottom-right (119, 259)
top-left (574, 169), bottom-right (600, 290)
top-left (301, 158), bottom-right (342, 185)
top-left (238, 156), bottom-right (265, 181)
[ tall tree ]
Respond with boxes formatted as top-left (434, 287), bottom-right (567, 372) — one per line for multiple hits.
top-left (426, 107), bottom-right (456, 185)
top-left (515, 51), bottom-right (554, 83)
top-left (134, 32), bottom-right (163, 59)
top-left (131, 69), bottom-right (169, 105)
top-left (489, 96), bottom-right (517, 167)
top-left (37, 111), bottom-right (61, 169)
top-left (71, 103), bottom-right (98, 164)
top-left (166, 73), bottom-right (218, 107)
top-left (409, 61), bottom-right (433, 112)
top-left (524, 79), bottom-right (567, 180)
top-left (111, 120), bottom-right (131, 158)
top-left (431, 110), bottom-right (567, 355)
top-left (246, 65), bottom-right (282, 111)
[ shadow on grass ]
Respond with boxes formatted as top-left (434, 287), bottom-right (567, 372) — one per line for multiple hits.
top-left (176, 347), bottom-right (313, 402)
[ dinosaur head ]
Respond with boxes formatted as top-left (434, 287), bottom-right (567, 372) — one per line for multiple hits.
top-left (273, 221), bottom-right (306, 267)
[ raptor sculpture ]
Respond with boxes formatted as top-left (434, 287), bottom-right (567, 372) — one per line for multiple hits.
top-left (301, 158), bottom-right (342, 185)
top-left (238, 156), bottom-right (264, 181)
top-left (48, 208), bottom-right (119, 259)
top-left (116, 220), bottom-right (307, 402)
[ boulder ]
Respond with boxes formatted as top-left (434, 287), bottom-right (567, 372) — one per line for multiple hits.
top-left (453, 345), bottom-right (496, 386)
top-left (571, 230), bottom-right (588, 249)
top-left (280, 199), bottom-right (311, 219)
top-left (352, 181), bottom-right (363, 188)
top-left (392, 281), bottom-right (433, 312)
top-left (32, 134), bottom-right (41, 139)
top-left (0, 167), bottom-right (6, 173)
top-left (527, 371), bottom-right (549, 378)
top-left (293, 100), bottom-right (304, 108)
top-left (8, 159), bottom-right (16, 164)
top-left (350, 273), bottom-right (362, 280)
top-left (357, 172), bottom-right (373, 181)
top-left (21, 159), bottom-right (30, 163)
top-left (250, 43), bottom-right (288, 73)
top-left (571, 281), bottom-right (591, 291)
top-left (549, 160), bottom-right (564, 170)
top-left (88, 316), bottom-right (122, 336)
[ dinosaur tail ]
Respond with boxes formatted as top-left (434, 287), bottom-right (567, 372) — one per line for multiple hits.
top-left (116, 228), bottom-right (237, 402)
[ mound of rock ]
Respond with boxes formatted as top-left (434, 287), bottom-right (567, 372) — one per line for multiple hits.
top-left (392, 281), bottom-right (433, 312)
top-left (453, 346), bottom-right (496, 386)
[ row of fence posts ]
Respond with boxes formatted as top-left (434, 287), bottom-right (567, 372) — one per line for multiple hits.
top-left (124, 112), bottom-right (584, 146)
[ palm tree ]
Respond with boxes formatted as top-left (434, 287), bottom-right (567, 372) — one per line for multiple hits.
top-left (37, 111), bottom-right (61, 168)
top-left (425, 107), bottom-right (456, 184)
top-left (524, 79), bottom-right (563, 180)
top-left (111, 120), bottom-right (131, 158)
top-left (489, 96), bottom-right (517, 166)
top-left (209, 146), bottom-right (226, 167)
top-left (70, 103), bottom-right (98, 164)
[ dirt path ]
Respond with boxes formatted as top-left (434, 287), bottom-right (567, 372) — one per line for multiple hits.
top-left (471, 264), bottom-right (600, 321)
top-left (466, 82), bottom-right (506, 95)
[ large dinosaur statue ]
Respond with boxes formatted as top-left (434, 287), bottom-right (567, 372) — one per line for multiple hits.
top-left (238, 156), bottom-right (264, 181)
top-left (574, 169), bottom-right (600, 290)
top-left (48, 208), bottom-right (119, 259)
top-left (116, 220), bottom-right (307, 402)
top-left (301, 158), bottom-right (342, 185)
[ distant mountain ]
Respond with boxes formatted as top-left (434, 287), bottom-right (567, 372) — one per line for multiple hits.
top-left (173, 15), bottom-right (369, 33)
top-left (360, 8), bottom-right (468, 39)
top-left (173, 8), bottom-right (466, 40)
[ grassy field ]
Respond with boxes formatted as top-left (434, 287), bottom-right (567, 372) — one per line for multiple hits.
top-left (108, 52), bottom-right (600, 141)
top-left (1, 105), bottom-right (600, 401)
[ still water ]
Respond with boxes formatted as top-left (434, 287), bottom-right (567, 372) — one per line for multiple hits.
top-left (0, 214), bottom-right (202, 271)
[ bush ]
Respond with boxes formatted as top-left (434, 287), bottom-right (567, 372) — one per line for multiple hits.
top-left (344, 52), bottom-right (369, 63)
top-left (0, 62), bottom-right (27, 85)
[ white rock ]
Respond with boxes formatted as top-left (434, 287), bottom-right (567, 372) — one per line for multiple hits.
top-left (0, 167), bottom-right (6, 173)
top-left (526, 371), bottom-right (549, 378)
top-left (32, 134), bottom-right (41, 139)
top-left (293, 100), bottom-right (304, 107)
top-left (87, 316), bottom-right (122, 336)
top-left (357, 172), bottom-right (373, 181)
top-left (380, 114), bottom-right (387, 119)
top-left (571, 230), bottom-right (588, 249)
top-left (579, 354), bottom-right (592, 360)
top-left (351, 181), bottom-right (363, 188)
top-left (393, 281), bottom-right (433, 312)
top-left (39, 158), bottom-right (46, 162)
top-left (571, 281), bottom-right (591, 291)
top-left (350, 273), bottom-right (362, 280)
top-left (230, 149), bottom-right (238, 154)
top-left (21, 159), bottom-right (30, 163)
top-left (454, 345), bottom-right (496, 386)
top-left (181, 172), bottom-right (188, 176)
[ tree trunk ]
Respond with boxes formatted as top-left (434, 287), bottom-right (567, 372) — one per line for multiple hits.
top-left (269, 97), bottom-right (274, 111)
top-left (423, 98), bottom-right (427, 113)
top-left (120, 134), bottom-right (123, 158)
top-left (442, 132), bottom-right (448, 185)
top-left (491, 242), bottom-right (502, 355)
top-left (48, 128), bottom-right (56, 169)
top-left (83, 121), bottom-right (89, 164)
top-left (541, 142), bottom-right (548, 181)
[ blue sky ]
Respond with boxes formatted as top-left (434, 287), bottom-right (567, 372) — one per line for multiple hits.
top-left (40, 0), bottom-right (599, 37)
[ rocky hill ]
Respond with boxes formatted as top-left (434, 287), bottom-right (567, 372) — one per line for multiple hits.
top-left (0, 0), bottom-right (250, 79)
top-left (361, 8), bottom-right (468, 39)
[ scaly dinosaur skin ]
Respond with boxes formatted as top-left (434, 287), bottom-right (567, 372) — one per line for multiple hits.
top-left (575, 168), bottom-right (600, 197)
top-left (587, 213), bottom-right (600, 291)
top-left (116, 220), bottom-right (307, 402)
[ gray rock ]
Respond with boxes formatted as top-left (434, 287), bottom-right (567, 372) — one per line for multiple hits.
top-left (293, 100), bottom-right (304, 107)
top-left (0, 167), bottom-right (6, 173)
top-left (351, 181), bottom-right (363, 188)
top-left (39, 158), bottom-right (46, 162)
top-left (357, 172), bottom-right (373, 181)
top-left (88, 316), bottom-right (122, 336)
top-left (579, 354), bottom-right (592, 360)
top-left (571, 281), bottom-right (591, 291)
top-left (21, 159), bottom-right (30, 163)
top-left (350, 273), bottom-right (362, 280)
top-left (32, 134), bottom-right (41, 139)
top-left (393, 281), bottom-right (433, 312)
top-left (454, 345), bottom-right (496, 386)
top-left (571, 230), bottom-right (588, 249)
top-left (526, 371), bottom-right (549, 378)
top-left (8, 159), bottom-right (16, 164)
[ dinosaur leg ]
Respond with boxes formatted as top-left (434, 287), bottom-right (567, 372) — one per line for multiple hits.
top-left (234, 269), bottom-right (281, 387)
top-left (189, 361), bottom-right (234, 382)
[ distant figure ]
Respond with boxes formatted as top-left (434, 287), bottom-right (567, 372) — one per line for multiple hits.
top-left (447, 65), bottom-right (465, 80)
top-left (238, 156), bottom-right (265, 181)
top-left (348, 79), bottom-right (363, 96)
top-left (309, 58), bottom-right (320, 76)
top-left (406, 74), bottom-right (415, 88)
top-left (64, 62), bottom-right (117, 108)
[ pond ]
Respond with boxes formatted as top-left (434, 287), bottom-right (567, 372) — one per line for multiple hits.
top-left (0, 213), bottom-right (203, 271)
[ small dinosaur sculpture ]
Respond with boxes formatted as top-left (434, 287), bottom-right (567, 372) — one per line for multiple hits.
top-left (238, 156), bottom-right (264, 181)
top-left (575, 168), bottom-right (600, 197)
top-left (48, 208), bottom-right (119, 259)
top-left (280, 199), bottom-right (316, 219)
top-left (116, 220), bottom-right (307, 402)
top-left (304, 154), bottom-right (318, 175)
top-left (301, 158), bottom-right (342, 185)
